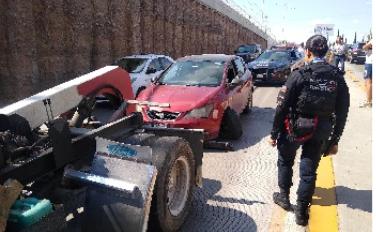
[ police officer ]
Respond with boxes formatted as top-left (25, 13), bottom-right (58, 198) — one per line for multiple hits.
top-left (268, 35), bottom-right (350, 226)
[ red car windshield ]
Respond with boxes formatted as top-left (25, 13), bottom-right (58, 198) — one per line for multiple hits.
top-left (158, 60), bottom-right (225, 87)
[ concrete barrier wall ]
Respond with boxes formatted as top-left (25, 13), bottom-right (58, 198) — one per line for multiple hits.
top-left (0, 0), bottom-right (268, 106)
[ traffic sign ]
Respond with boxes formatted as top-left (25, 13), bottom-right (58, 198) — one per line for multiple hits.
top-left (314, 24), bottom-right (334, 36)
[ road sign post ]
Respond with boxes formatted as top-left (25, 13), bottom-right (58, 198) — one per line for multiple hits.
top-left (314, 24), bottom-right (334, 40)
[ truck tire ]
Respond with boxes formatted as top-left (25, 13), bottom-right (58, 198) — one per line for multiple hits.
top-left (242, 89), bottom-right (253, 114)
top-left (120, 135), bottom-right (195, 232)
top-left (219, 108), bottom-right (243, 140)
top-left (148, 137), bottom-right (195, 232)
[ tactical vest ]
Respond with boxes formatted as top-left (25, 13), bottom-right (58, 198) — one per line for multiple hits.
top-left (295, 63), bottom-right (341, 117)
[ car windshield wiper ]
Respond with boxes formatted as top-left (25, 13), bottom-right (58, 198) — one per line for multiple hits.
top-left (155, 81), bottom-right (166, 85)
top-left (186, 83), bottom-right (219, 87)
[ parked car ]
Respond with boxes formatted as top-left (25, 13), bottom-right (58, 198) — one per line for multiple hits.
top-left (137, 54), bottom-right (254, 140)
top-left (271, 46), bottom-right (302, 61)
top-left (294, 49), bottom-right (305, 60)
top-left (347, 42), bottom-right (366, 64)
top-left (234, 44), bottom-right (262, 63)
top-left (248, 50), bottom-right (296, 85)
top-left (115, 54), bottom-right (174, 97)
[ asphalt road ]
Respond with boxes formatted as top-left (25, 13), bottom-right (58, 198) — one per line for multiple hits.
top-left (181, 86), bottom-right (287, 232)
top-left (180, 62), bottom-right (372, 232)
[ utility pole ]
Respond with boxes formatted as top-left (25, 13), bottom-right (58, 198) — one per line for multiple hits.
top-left (368, 28), bottom-right (372, 41)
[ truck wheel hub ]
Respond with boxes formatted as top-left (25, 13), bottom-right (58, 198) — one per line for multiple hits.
top-left (167, 156), bottom-right (190, 216)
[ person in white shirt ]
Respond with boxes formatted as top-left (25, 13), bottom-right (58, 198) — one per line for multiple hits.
top-left (331, 37), bottom-right (346, 71)
top-left (361, 39), bottom-right (372, 107)
top-left (297, 42), bottom-right (305, 55)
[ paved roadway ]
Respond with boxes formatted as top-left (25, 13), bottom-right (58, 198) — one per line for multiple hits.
top-left (181, 85), bottom-right (306, 232)
top-left (180, 62), bottom-right (372, 232)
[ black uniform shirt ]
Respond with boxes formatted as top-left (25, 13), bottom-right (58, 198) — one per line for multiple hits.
top-left (270, 62), bottom-right (350, 143)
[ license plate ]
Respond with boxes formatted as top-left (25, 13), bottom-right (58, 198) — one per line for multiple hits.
top-left (256, 74), bottom-right (265, 79)
top-left (152, 123), bottom-right (168, 128)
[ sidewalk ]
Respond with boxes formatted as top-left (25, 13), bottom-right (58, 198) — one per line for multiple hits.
top-left (345, 62), bottom-right (366, 91)
top-left (285, 63), bottom-right (372, 232)
top-left (332, 63), bottom-right (372, 232)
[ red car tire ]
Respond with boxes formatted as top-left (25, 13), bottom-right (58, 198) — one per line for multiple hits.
top-left (219, 108), bottom-right (243, 140)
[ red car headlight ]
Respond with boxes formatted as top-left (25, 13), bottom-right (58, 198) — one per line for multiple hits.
top-left (135, 104), bottom-right (143, 112)
top-left (184, 104), bottom-right (214, 119)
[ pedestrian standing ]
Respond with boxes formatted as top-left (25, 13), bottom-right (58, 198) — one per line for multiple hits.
top-left (297, 42), bottom-right (305, 55)
top-left (360, 39), bottom-right (372, 107)
top-left (268, 35), bottom-right (350, 226)
top-left (331, 36), bottom-right (346, 71)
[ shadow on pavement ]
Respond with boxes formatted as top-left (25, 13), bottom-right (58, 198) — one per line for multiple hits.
top-left (253, 82), bottom-right (284, 87)
top-left (204, 106), bottom-right (275, 153)
top-left (181, 178), bottom-right (263, 232)
top-left (234, 106), bottom-right (276, 150)
top-left (312, 186), bottom-right (372, 213)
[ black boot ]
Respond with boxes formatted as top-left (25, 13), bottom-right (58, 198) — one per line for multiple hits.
top-left (295, 201), bottom-right (309, 226)
top-left (273, 189), bottom-right (291, 211)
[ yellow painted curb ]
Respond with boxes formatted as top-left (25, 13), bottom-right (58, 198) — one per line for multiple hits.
top-left (308, 156), bottom-right (339, 232)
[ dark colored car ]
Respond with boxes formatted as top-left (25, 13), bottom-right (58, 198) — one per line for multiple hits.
top-left (272, 46), bottom-right (302, 61)
top-left (248, 50), bottom-right (297, 85)
top-left (348, 42), bottom-right (366, 64)
top-left (234, 44), bottom-right (262, 63)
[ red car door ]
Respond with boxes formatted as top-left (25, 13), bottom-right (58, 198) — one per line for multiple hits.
top-left (225, 62), bottom-right (243, 113)
top-left (233, 57), bottom-right (251, 112)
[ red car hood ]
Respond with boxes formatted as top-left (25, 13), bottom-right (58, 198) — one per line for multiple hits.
top-left (138, 84), bottom-right (221, 112)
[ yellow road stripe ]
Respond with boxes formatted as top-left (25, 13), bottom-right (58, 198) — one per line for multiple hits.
top-left (308, 156), bottom-right (339, 232)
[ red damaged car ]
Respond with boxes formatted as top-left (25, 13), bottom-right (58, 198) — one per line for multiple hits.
top-left (136, 54), bottom-right (254, 140)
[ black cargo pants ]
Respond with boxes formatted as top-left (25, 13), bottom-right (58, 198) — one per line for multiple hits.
top-left (276, 119), bottom-right (332, 204)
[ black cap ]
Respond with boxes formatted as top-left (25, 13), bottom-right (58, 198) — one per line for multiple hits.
top-left (305, 35), bottom-right (329, 57)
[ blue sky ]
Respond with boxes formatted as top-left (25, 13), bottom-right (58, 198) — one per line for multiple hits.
top-left (233, 0), bottom-right (372, 43)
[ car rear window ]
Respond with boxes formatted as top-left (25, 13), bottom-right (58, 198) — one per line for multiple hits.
top-left (157, 60), bottom-right (225, 87)
top-left (116, 58), bottom-right (148, 73)
top-left (236, 45), bottom-right (257, 53)
top-left (356, 43), bottom-right (366, 49)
